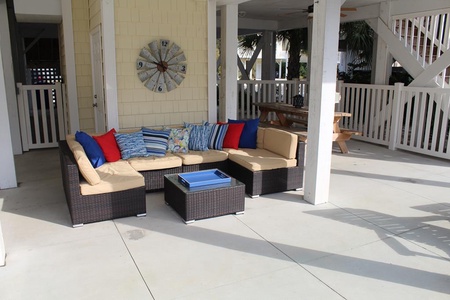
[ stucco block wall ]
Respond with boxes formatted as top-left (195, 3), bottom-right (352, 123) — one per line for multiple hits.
top-left (115, 0), bottom-right (208, 128)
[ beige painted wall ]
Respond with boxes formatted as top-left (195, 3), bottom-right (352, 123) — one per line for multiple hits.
top-left (72, 0), bottom-right (94, 131)
top-left (71, 0), bottom-right (208, 131)
top-left (115, 0), bottom-right (208, 128)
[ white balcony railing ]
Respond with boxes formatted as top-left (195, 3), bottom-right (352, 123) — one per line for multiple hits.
top-left (239, 79), bottom-right (450, 160)
top-left (392, 12), bottom-right (450, 87)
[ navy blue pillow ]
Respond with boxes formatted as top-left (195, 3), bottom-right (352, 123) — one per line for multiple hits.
top-left (228, 118), bottom-right (259, 148)
top-left (75, 131), bottom-right (106, 168)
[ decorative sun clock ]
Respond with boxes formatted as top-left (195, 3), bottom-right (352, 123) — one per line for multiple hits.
top-left (136, 39), bottom-right (187, 93)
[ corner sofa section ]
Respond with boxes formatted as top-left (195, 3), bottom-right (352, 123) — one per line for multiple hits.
top-left (59, 127), bottom-right (305, 226)
top-left (59, 139), bottom-right (147, 227)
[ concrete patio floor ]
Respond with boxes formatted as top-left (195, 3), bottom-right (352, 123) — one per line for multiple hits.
top-left (0, 140), bottom-right (449, 299)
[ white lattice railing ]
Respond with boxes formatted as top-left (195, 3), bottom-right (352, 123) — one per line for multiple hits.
top-left (392, 11), bottom-right (450, 86)
top-left (16, 82), bottom-right (66, 151)
top-left (337, 82), bottom-right (450, 160)
top-left (337, 83), bottom-right (395, 146)
top-left (236, 78), bottom-right (450, 160)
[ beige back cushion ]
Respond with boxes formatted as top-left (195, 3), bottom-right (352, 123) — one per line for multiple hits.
top-left (263, 128), bottom-right (298, 159)
top-left (66, 135), bottom-right (101, 185)
top-left (256, 127), bottom-right (265, 149)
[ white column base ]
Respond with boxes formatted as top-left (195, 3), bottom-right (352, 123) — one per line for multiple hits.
top-left (0, 221), bottom-right (6, 267)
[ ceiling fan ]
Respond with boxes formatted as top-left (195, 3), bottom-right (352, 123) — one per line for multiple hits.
top-left (278, 5), bottom-right (357, 17)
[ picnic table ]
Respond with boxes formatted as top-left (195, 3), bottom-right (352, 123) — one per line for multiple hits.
top-left (253, 102), bottom-right (361, 154)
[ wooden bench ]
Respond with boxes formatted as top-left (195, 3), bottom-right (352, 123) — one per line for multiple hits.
top-left (284, 115), bottom-right (308, 128)
top-left (340, 128), bottom-right (362, 136)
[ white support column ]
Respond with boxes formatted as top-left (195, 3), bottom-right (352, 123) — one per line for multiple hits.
top-left (0, 221), bottom-right (5, 266)
top-left (101, 0), bottom-right (119, 130)
top-left (261, 30), bottom-right (276, 80)
top-left (61, 0), bottom-right (80, 133)
top-left (372, 1), bottom-right (392, 84)
top-left (0, 25), bottom-right (17, 189)
top-left (219, 4), bottom-right (238, 121)
top-left (303, 0), bottom-right (342, 205)
top-left (207, 0), bottom-right (218, 123)
top-left (0, 0), bottom-right (21, 155)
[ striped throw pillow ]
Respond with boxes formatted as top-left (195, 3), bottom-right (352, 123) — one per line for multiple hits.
top-left (141, 127), bottom-right (170, 156)
top-left (207, 123), bottom-right (228, 150)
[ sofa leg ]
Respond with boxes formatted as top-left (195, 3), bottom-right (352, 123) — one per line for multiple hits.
top-left (136, 213), bottom-right (147, 217)
top-left (250, 194), bottom-right (260, 199)
top-left (73, 223), bottom-right (84, 228)
top-left (235, 211), bottom-right (244, 215)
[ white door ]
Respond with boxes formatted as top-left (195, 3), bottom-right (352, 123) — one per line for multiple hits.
top-left (90, 26), bottom-right (106, 132)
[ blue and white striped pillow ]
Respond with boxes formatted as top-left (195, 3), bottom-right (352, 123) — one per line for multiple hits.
top-left (207, 123), bottom-right (228, 150)
top-left (141, 127), bottom-right (170, 156)
top-left (114, 131), bottom-right (148, 159)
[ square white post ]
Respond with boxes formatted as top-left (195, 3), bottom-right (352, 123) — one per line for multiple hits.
top-left (0, 221), bottom-right (5, 266)
top-left (303, 0), bottom-right (342, 205)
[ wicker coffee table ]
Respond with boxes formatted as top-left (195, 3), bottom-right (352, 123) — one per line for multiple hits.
top-left (164, 172), bottom-right (245, 224)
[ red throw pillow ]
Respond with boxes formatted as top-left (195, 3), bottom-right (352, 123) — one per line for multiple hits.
top-left (218, 122), bottom-right (245, 149)
top-left (93, 128), bottom-right (121, 162)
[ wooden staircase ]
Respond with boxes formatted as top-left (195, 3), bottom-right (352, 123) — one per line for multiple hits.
top-left (391, 11), bottom-right (450, 87)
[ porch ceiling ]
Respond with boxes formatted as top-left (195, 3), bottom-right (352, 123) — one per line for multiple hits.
top-left (217, 0), bottom-right (391, 32)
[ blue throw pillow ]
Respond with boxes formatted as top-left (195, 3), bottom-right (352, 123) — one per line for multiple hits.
top-left (75, 131), bottom-right (106, 168)
top-left (114, 131), bottom-right (149, 159)
top-left (141, 127), bottom-right (170, 156)
top-left (228, 118), bottom-right (259, 148)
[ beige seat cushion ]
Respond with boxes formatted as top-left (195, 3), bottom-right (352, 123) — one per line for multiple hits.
top-left (263, 128), bottom-right (298, 159)
top-left (66, 135), bottom-right (101, 185)
top-left (127, 153), bottom-right (182, 171)
top-left (228, 149), bottom-right (297, 171)
top-left (80, 161), bottom-right (144, 195)
top-left (173, 150), bottom-right (228, 165)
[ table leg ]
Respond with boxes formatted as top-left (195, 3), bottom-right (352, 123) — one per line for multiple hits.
top-left (333, 118), bottom-right (349, 154)
top-left (259, 110), bottom-right (269, 122)
top-left (276, 112), bottom-right (289, 127)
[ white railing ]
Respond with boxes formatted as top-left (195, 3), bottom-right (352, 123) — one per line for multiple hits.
top-left (392, 11), bottom-right (450, 86)
top-left (337, 82), bottom-right (396, 146)
top-left (237, 79), bottom-right (309, 119)
top-left (337, 82), bottom-right (450, 160)
top-left (236, 79), bottom-right (450, 160)
top-left (17, 82), bottom-right (66, 151)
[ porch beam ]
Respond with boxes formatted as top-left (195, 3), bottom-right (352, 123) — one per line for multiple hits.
top-left (0, 24), bottom-right (17, 189)
top-left (101, 0), bottom-right (119, 131)
top-left (208, 0), bottom-right (217, 123)
top-left (219, 4), bottom-right (238, 121)
top-left (391, 0), bottom-right (450, 17)
top-left (246, 39), bottom-right (263, 75)
top-left (371, 2), bottom-right (392, 84)
top-left (410, 50), bottom-right (450, 87)
top-left (261, 30), bottom-right (275, 80)
top-left (237, 55), bottom-right (249, 80)
top-left (61, 0), bottom-right (80, 133)
top-left (0, 0), bottom-right (21, 155)
top-left (304, 0), bottom-right (341, 205)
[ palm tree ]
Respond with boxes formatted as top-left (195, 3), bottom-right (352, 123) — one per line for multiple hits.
top-left (340, 21), bottom-right (374, 82)
top-left (238, 29), bottom-right (307, 80)
top-left (276, 28), bottom-right (308, 80)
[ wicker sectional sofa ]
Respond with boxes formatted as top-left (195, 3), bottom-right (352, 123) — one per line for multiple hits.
top-left (59, 127), bottom-right (305, 227)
